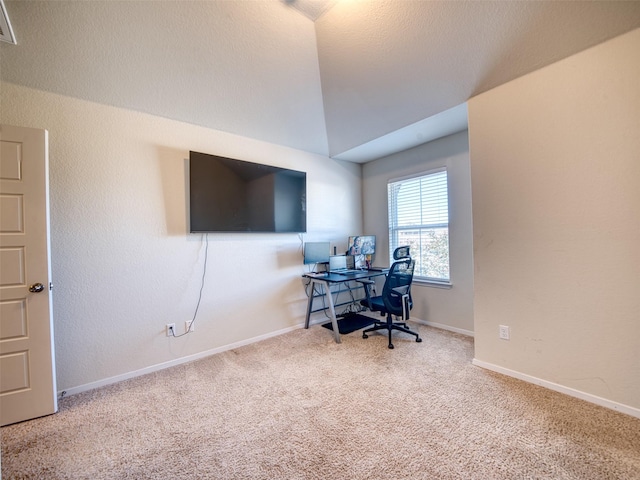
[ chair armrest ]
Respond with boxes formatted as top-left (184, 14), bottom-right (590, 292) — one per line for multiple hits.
top-left (401, 293), bottom-right (410, 321)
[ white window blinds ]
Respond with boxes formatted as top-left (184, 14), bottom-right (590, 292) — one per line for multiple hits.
top-left (388, 169), bottom-right (450, 282)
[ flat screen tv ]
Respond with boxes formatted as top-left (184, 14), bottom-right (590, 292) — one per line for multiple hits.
top-left (189, 151), bottom-right (306, 233)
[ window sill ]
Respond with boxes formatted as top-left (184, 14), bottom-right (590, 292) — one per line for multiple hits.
top-left (414, 279), bottom-right (452, 289)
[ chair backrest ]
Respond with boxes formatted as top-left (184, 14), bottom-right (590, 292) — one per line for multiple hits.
top-left (393, 245), bottom-right (411, 261)
top-left (381, 258), bottom-right (415, 318)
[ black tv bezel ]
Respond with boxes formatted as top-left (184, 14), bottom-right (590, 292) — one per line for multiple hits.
top-left (189, 151), bottom-right (307, 234)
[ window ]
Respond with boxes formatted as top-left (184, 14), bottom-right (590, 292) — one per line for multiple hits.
top-left (388, 169), bottom-right (450, 283)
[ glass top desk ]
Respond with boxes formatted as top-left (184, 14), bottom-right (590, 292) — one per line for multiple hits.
top-left (302, 269), bottom-right (388, 343)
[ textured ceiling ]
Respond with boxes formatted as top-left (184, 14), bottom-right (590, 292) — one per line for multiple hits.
top-left (282, 0), bottom-right (338, 21)
top-left (1, 1), bottom-right (330, 155)
top-left (2, 1), bottom-right (640, 163)
top-left (316, 1), bottom-right (640, 160)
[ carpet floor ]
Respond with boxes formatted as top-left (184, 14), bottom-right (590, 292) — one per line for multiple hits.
top-left (2, 323), bottom-right (639, 479)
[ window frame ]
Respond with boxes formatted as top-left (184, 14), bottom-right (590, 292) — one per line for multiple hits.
top-left (387, 167), bottom-right (452, 287)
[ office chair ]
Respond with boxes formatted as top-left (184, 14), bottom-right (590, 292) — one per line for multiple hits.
top-left (355, 245), bottom-right (411, 313)
top-left (388, 245), bottom-right (412, 328)
top-left (359, 251), bottom-right (422, 349)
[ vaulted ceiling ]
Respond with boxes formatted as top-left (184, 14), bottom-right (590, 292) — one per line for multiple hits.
top-left (2, 1), bottom-right (640, 162)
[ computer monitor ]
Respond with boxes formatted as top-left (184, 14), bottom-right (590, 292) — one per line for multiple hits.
top-left (347, 235), bottom-right (376, 255)
top-left (303, 241), bottom-right (330, 264)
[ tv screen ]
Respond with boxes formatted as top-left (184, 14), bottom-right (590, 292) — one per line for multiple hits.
top-left (189, 151), bottom-right (306, 233)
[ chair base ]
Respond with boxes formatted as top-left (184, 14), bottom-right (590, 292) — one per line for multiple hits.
top-left (362, 316), bottom-right (422, 349)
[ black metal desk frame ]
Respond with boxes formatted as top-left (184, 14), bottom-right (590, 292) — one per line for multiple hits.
top-left (303, 270), bottom-right (387, 343)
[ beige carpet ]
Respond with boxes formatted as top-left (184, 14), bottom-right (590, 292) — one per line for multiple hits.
top-left (2, 323), bottom-right (639, 479)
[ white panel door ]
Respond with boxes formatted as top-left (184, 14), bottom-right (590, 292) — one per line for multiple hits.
top-left (0, 124), bottom-right (57, 426)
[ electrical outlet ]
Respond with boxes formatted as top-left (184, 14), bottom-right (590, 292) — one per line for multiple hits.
top-left (185, 320), bottom-right (195, 333)
top-left (499, 325), bottom-right (510, 340)
top-left (166, 323), bottom-right (176, 337)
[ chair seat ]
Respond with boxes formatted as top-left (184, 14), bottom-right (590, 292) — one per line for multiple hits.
top-left (360, 296), bottom-right (384, 312)
top-left (360, 296), bottom-right (412, 314)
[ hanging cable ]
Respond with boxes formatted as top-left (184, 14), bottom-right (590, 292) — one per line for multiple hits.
top-left (170, 233), bottom-right (209, 338)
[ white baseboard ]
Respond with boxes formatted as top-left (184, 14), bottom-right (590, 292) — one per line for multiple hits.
top-left (59, 325), bottom-right (301, 398)
top-left (472, 358), bottom-right (640, 420)
top-left (412, 318), bottom-right (474, 337)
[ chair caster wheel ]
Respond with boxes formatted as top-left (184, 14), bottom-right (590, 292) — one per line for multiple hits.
top-left (363, 333), bottom-right (368, 339)
top-left (416, 338), bottom-right (422, 343)
top-left (388, 344), bottom-right (394, 349)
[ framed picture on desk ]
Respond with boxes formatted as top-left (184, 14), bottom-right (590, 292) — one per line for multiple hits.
top-left (348, 235), bottom-right (376, 268)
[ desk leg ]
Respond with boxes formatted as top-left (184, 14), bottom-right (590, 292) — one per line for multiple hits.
top-left (304, 280), bottom-right (315, 329)
top-left (319, 279), bottom-right (341, 344)
top-left (305, 279), bottom-right (341, 343)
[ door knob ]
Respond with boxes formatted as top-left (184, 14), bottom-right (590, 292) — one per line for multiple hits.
top-left (29, 283), bottom-right (45, 293)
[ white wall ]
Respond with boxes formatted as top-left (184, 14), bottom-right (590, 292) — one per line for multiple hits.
top-left (362, 131), bottom-right (474, 335)
top-left (468, 29), bottom-right (640, 414)
top-left (1, 83), bottom-right (362, 393)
